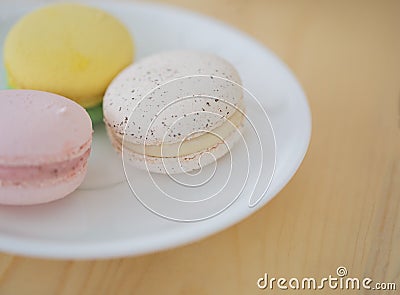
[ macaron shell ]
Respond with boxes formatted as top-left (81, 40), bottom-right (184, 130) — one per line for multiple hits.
top-left (0, 90), bottom-right (92, 166)
top-left (4, 3), bottom-right (134, 107)
top-left (86, 103), bottom-right (103, 125)
top-left (104, 51), bottom-right (243, 146)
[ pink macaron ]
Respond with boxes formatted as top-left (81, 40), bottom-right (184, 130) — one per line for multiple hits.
top-left (0, 90), bottom-right (92, 205)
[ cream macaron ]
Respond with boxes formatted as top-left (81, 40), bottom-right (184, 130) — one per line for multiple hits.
top-left (103, 51), bottom-right (245, 174)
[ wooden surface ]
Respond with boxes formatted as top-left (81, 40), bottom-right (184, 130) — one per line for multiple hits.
top-left (1, 0), bottom-right (400, 294)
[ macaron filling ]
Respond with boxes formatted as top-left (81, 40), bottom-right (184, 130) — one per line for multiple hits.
top-left (107, 108), bottom-right (244, 158)
top-left (0, 149), bottom-right (90, 186)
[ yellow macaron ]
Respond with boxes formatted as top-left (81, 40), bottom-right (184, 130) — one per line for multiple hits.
top-left (4, 3), bottom-right (134, 110)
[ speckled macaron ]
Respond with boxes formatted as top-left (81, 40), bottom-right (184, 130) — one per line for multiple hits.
top-left (103, 50), bottom-right (245, 174)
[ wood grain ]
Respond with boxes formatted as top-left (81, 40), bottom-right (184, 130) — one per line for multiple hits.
top-left (1, 0), bottom-right (399, 294)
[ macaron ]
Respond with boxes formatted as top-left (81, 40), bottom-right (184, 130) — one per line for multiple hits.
top-left (0, 90), bottom-right (92, 205)
top-left (103, 51), bottom-right (245, 174)
top-left (3, 3), bottom-right (134, 124)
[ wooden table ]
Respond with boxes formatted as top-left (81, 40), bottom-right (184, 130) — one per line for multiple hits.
top-left (1, 0), bottom-right (399, 294)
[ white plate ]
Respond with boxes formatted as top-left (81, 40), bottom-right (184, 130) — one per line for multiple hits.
top-left (0, 1), bottom-right (311, 259)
